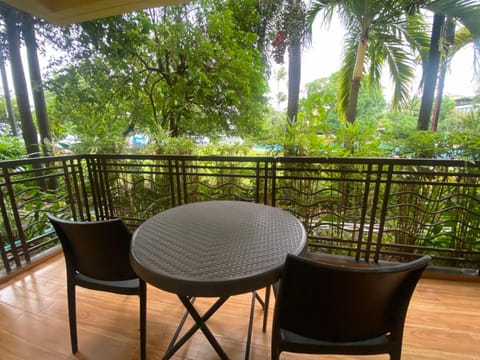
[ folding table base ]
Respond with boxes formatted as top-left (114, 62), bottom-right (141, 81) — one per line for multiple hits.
top-left (163, 290), bottom-right (268, 360)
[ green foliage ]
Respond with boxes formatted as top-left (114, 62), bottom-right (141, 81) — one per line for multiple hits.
top-left (398, 130), bottom-right (445, 158)
top-left (300, 73), bottom-right (387, 133)
top-left (335, 121), bottom-right (384, 157)
top-left (435, 96), bottom-right (461, 132)
top-left (0, 96), bottom-right (20, 135)
top-left (0, 136), bottom-right (26, 160)
top-left (47, 1), bottom-right (269, 153)
top-left (446, 111), bottom-right (480, 160)
top-left (154, 132), bottom-right (196, 155)
top-left (265, 72), bottom-right (389, 157)
top-left (300, 76), bottom-right (336, 132)
top-left (354, 82), bottom-right (387, 127)
top-left (381, 111), bottom-right (417, 139)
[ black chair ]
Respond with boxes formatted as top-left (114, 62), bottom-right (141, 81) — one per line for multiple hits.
top-left (271, 254), bottom-right (431, 360)
top-left (47, 213), bottom-right (146, 360)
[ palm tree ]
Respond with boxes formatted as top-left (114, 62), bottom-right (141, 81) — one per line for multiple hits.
top-left (417, 0), bottom-right (480, 130)
top-left (285, 0), bottom-right (307, 124)
top-left (268, 0), bottom-right (310, 155)
top-left (270, 0), bottom-right (309, 124)
top-left (307, 0), bottom-right (429, 124)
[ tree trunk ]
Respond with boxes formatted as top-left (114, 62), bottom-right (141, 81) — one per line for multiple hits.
top-left (432, 18), bottom-right (455, 132)
top-left (0, 58), bottom-right (18, 136)
top-left (418, 13), bottom-right (445, 131)
top-left (431, 54), bottom-right (447, 132)
top-left (2, 5), bottom-right (40, 157)
top-left (286, 37), bottom-right (301, 124)
top-left (283, 0), bottom-right (303, 156)
top-left (22, 13), bottom-right (52, 156)
top-left (346, 78), bottom-right (361, 124)
top-left (346, 34), bottom-right (368, 124)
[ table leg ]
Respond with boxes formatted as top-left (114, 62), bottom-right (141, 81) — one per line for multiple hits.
top-left (245, 291), bottom-right (257, 360)
top-left (163, 295), bottom-right (230, 360)
top-left (254, 286), bottom-right (271, 333)
top-left (166, 297), bottom-right (196, 351)
top-left (262, 286), bottom-right (270, 333)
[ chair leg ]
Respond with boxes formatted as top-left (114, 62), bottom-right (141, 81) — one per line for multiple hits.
top-left (390, 345), bottom-right (402, 360)
top-left (140, 281), bottom-right (147, 360)
top-left (67, 281), bottom-right (78, 353)
top-left (271, 325), bottom-right (280, 360)
top-left (271, 344), bottom-right (280, 360)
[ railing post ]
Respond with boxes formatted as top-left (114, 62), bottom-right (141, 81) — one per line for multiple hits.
top-left (271, 158), bottom-right (277, 207)
top-left (1, 166), bottom-right (29, 265)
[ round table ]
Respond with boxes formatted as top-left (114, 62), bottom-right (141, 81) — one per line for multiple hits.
top-left (130, 200), bottom-right (307, 359)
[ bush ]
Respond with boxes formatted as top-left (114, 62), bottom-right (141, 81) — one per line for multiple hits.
top-left (0, 136), bottom-right (26, 160)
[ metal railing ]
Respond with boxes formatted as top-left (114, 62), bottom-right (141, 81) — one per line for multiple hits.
top-left (1, 154), bottom-right (479, 278)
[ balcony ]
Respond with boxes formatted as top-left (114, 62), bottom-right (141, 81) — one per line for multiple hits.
top-left (0, 154), bottom-right (479, 358)
top-left (1, 252), bottom-right (479, 359)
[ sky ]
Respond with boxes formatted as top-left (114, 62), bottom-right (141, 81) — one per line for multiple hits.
top-left (270, 15), bottom-right (479, 106)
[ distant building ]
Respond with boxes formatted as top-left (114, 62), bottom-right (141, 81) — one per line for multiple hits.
top-left (453, 96), bottom-right (478, 113)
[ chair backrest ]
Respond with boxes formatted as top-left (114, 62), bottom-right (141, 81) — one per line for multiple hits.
top-left (275, 254), bottom-right (431, 342)
top-left (47, 213), bottom-right (137, 281)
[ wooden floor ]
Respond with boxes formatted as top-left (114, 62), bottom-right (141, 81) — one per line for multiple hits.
top-left (1, 255), bottom-right (479, 360)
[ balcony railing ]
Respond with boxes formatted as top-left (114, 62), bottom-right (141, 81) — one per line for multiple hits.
top-left (1, 154), bottom-right (479, 278)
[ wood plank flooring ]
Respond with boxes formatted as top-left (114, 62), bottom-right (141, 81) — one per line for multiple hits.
top-left (1, 255), bottom-right (479, 360)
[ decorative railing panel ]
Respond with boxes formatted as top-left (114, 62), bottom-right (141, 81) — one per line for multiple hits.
top-left (0, 156), bottom-right (90, 274)
top-left (1, 155), bottom-right (479, 278)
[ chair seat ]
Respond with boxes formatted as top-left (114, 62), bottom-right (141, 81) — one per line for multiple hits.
top-left (76, 273), bottom-right (142, 294)
top-left (280, 329), bottom-right (391, 354)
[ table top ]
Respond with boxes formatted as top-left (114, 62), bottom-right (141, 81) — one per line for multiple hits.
top-left (130, 201), bottom-right (307, 297)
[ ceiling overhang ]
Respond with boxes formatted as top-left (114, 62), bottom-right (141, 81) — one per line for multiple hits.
top-left (1, 0), bottom-right (190, 25)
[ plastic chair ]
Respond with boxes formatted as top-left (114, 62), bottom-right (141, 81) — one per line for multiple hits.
top-left (47, 213), bottom-right (146, 360)
top-left (271, 254), bottom-right (431, 360)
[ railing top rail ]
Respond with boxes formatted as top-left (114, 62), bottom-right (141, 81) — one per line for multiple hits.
top-left (278, 156), bottom-right (480, 167)
top-left (1, 154), bottom-right (479, 168)
top-left (86, 154), bottom-right (274, 162)
top-left (0, 155), bottom-right (83, 167)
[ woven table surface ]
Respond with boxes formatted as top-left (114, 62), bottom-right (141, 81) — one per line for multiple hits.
top-left (130, 201), bottom-right (307, 297)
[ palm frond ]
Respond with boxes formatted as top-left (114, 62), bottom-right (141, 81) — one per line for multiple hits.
top-left (382, 38), bottom-right (416, 109)
top-left (306, 0), bottom-right (343, 28)
top-left (451, 26), bottom-right (473, 54)
top-left (426, 0), bottom-right (480, 39)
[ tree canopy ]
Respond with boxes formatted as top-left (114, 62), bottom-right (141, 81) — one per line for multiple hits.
top-left (47, 0), bottom-right (269, 150)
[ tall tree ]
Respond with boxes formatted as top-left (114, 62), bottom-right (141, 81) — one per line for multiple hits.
top-left (0, 57), bottom-right (18, 135)
top-left (0, 4), bottom-right (40, 157)
top-left (430, 17), bottom-right (455, 131)
top-left (307, 0), bottom-right (428, 124)
top-left (285, 0), bottom-right (306, 125)
top-left (269, 0), bottom-right (310, 155)
top-left (417, 13), bottom-right (444, 130)
top-left (417, 0), bottom-right (480, 130)
top-left (21, 12), bottom-right (52, 156)
top-left (271, 0), bottom-right (309, 124)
